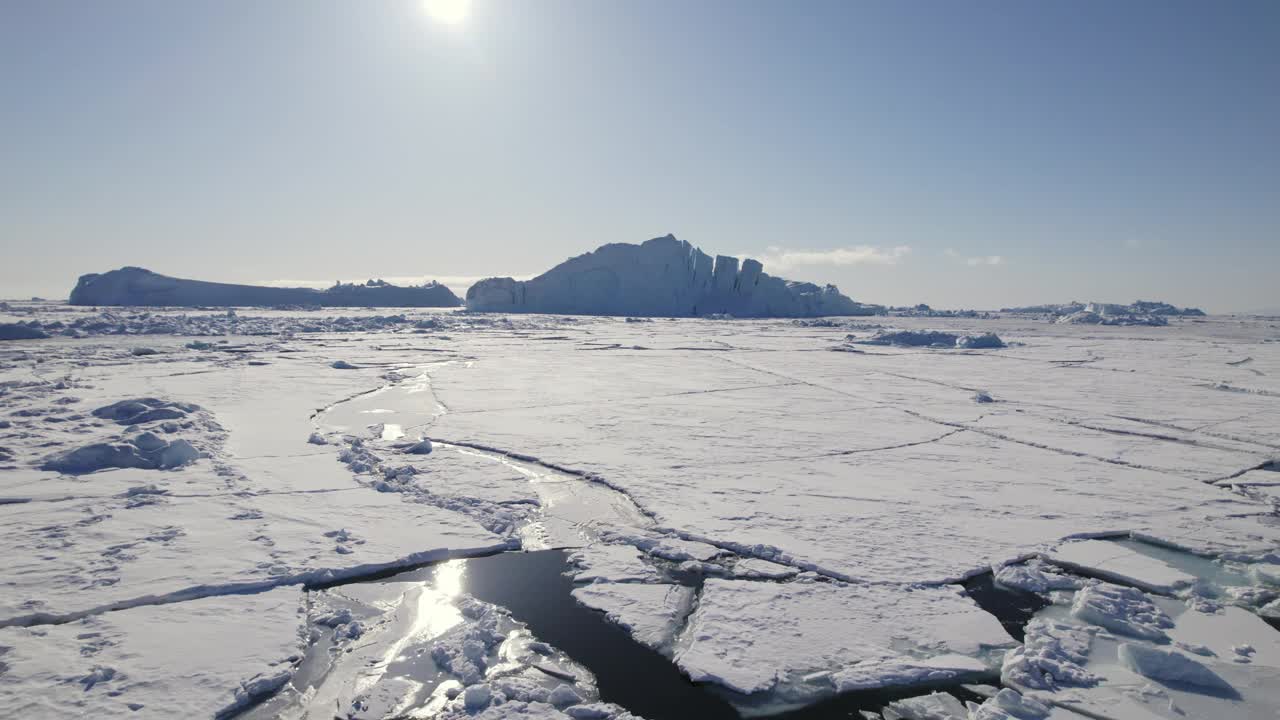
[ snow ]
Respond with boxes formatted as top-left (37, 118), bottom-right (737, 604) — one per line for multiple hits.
top-left (994, 560), bottom-right (1083, 594)
top-left (569, 543), bottom-right (660, 584)
top-left (674, 577), bottom-right (1014, 697)
top-left (1005, 568), bottom-right (1280, 719)
top-left (1001, 618), bottom-right (1099, 691)
top-left (570, 582), bottom-right (695, 654)
top-left (1047, 540), bottom-right (1197, 595)
top-left (1070, 582), bottom-right (1174, 641)
top-left (732, 557), bottom-right (798, 579)
top-left (1116, 643), bottom-right (1237, 695)
top-left (3, 305), bottom-right (1280, 716)
top-left (0, 586), bottom-right (305, 719)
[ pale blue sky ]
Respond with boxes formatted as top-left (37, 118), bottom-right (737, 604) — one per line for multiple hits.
top-left (2, 1), bottom-right (1277, 311)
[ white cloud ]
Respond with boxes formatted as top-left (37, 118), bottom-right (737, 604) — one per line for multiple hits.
top-left (747, 245), bottom-right (912, 273)
top-left (964, 255), bottom-right (1004, 267)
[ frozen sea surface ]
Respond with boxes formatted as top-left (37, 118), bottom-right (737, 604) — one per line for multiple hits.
top-left (0, 303), bottom-right (1278, 718)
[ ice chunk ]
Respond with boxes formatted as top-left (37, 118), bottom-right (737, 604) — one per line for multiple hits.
top-left (732, 557), bottom-right (798, 580)
top-left (883, 691), bottom-right (969, 719)
top-left (861, 330), bottom-right (961, 347)
top-left (674, 578), bottom-right (1013, 696)
top-left (463, 684), bottom-right (493, 710)
top-left (571, 582), bottom-right (695, 653)
top-left (92, 398), bottom-right (196, 425)
top-left (404, 438), bottom-right (435, 455)
top-left (569, 543), bottom-right (660, 584)
top-left (1070, 582), bottom-right (1172, 641)
top-left (547, 684), bottom-right (582, 708)
top-left (994, 561), bottom-right (1083, 594)
top-left (0, 323), bottom-right (50, 340)
top-left (132, 432), bottom-right (168, 452)
top-left (1001, 618), bottom-right (1099, 691)
top-left (155, 438), bottom-right (200, 469)
top-left (40, 442), bottom-right (151, 473)
top-left (1117, 643), bottom-right (1238, 696)
top-left (39, 437), bottom-right (199, 474)
top-left (1048, 540), bottom-right (1196, 594)
top-left (956, 333), bottom-right (1007, 349)
top-left (1250, 562), bottom-right (1280, 587)
top-left (987, 688), bottom-right (1051, 718)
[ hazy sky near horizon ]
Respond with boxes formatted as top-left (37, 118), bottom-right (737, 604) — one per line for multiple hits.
top-left (3, 1), bottom-right (1277, 311)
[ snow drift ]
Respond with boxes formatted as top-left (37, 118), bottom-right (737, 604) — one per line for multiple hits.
top-left (465, 235), bottom-right (883, 318)
top-left (69, 267), bottom-right (462, 308)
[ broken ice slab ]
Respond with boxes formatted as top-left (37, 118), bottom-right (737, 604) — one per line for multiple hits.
top-left (1008, 582), bottom-right (1280, 720)
top-left (569, 542), bottom-right (662, 584)
top-left (0, 587), bottom-right (305, 718)
top-left (674, 577), bottom-right (1014, 703)
top-left (0, 487), bottom-right (508, 623)
top-left (571, 582), bottom-right (696, 656)
top-left (1047, 539), bottom-right (1197, 595)
top-left (732, 557), bottom-right (799, 580)
top-left (257, 558), bottom-right (619, 720)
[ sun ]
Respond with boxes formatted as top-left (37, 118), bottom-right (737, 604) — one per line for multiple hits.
top-left (423, 0), bottom-right (471, 26)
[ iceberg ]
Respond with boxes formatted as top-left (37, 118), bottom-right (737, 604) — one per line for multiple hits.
top-left (69, 267), bottom-right (462, 308)
top-left (1001, 300), bottom-right (1204, 325)
top-left (465, 235), bottom-right (883, 317)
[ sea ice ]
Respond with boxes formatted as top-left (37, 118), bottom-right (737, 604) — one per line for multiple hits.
top-left (0, 587), bottom-right (305, 718)
top-left (1116, 643), bottom-right (1237, 695)
top-left (674, 577), bottom-right (1013, 697)
top-left (571, 582), bottom-right (695, 654)
top-left (1047, 540), bottom-right (1197, 595)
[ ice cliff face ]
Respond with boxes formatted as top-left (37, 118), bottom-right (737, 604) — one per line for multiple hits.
top-left (465, 235), bottom-right (881, 318)
top-left (69, 267), bottom-right (462, 308)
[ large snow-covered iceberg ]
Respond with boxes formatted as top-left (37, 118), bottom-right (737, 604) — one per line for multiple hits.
top-left (465, 235), bottom-right (882, 317)
top-left (69, 267), bottom-right (462, 308)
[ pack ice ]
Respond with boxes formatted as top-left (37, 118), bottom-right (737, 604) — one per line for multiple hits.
top-left (1, 299), bottom-right (1278, 719)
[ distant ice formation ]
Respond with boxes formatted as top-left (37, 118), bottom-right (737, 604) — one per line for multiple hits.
top-left (0, 322), bottom-right (49, 341)
top-left (465, 235), bottom-right (883, 318)
top-left (859, 329), bottom-right (1006, 349)
top-left (69, 267), bottom-right (462, 308)
top-left (1003, 300), bottom-right (1205, 326)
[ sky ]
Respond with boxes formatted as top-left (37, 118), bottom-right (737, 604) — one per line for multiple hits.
top-left (2, 1), bottom-right (1277, 312)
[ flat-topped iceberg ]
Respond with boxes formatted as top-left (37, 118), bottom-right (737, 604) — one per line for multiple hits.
top-left (69, 267), bottom-right (462, 308)
top-left (465, 235), bottom-right (883, 317)
top-left (1002, 300), bottom-right (1205, 326)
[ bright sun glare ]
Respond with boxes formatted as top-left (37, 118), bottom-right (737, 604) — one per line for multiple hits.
top-left (423, 0), bottom-right (471, 26)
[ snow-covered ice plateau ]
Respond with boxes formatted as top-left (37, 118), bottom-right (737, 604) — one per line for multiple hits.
top-left (1, 300), bottom-right (1278, 719)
